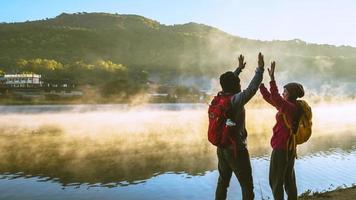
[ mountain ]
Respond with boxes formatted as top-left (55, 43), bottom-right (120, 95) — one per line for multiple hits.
top-left (0, 12), bottom-right (356, 94)
top-left (0, 13), bottom-right (235, 74)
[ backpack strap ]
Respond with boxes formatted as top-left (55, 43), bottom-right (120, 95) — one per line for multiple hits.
top-left (282, 114), bottom-right (297, 159)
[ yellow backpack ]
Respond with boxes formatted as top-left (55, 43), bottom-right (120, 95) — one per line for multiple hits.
top-left (283, 100), bottom-right (313, 146)
top-left (294, 100), bottom-right (312, 144)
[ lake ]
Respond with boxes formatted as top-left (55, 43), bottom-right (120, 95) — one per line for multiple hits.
top-left (0, 103), bottom-right (355, 200)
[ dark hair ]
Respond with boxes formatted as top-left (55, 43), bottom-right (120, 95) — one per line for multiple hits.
top-left (291, 103), bottom-right (303, 134)
top-left (219, 71), bottom-right (241, 94)
top-left (283, 82), bottom-right (304, 133)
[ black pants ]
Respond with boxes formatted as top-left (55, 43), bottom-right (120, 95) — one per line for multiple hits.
top-left (215, 147), bottom-right (254, 200)
top-left (269, 149), bottom-right (297, 200)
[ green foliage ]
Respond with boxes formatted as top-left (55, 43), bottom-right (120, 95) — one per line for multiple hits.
top-left (0, 12), bottom-right (355, 93)
top-left (10, 57), bottom-right (147, 98)
top-left (95, 60), bottom-right (126, 72)
top-left (101, 78), bottom-right (144, 98)
top-left (17, 58), bottom-right (63, 74)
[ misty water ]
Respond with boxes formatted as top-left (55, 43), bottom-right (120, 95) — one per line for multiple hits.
top-left (0, 103), bottom-right (355, 200)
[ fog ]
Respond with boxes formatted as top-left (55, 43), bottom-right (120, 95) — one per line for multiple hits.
top-left (158, 29), bottom-right (356, 102)
top-left (0, 102), bottom-right (355, 186)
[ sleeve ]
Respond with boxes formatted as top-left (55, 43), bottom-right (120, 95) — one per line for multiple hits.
top-left (231, 67), bottom-right (264, 108)
top-left (233, 67), bottom-right (242, 77)
top-left (270, 80), bottom-right (296, 115)
top-left (259, 83), bottom-right (276, 107)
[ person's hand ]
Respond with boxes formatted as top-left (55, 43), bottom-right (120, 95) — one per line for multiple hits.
top-left (268, 61), bottom-right (275, 81)
top-left (258, 52), bottom-right (264, 70)
top-left (238, 54), bottom-right (246, 71)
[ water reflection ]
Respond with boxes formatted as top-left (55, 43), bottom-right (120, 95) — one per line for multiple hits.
top-left (0, 104), bottom-right (355, 188)
top-left (0, 131), bottom-right (354, 188)
top-left (0, 130), bottom-right (216, 187)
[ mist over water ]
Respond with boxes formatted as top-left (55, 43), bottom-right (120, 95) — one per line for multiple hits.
top-left (0, 102), bottom-right (355, 199)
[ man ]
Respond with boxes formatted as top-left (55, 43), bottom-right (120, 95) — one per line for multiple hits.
top-left (215, 53), bottom-right (265, 200)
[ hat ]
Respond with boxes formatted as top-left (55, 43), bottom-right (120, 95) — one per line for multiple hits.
top-left (219, 71), bottom-right (240, 93)
top-left (284, 82), bottom-right (304, 99)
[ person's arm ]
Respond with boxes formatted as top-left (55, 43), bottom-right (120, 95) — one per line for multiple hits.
top-left (269, 80), bottom-right (295, 112)
top-left (231, 53), bottom-right (264, 107)
top-left (233, 54), bottom-right (246, 77)
top-left (268, 62), bottom-right (296, 114)
top-left (259, 83), bottom-right (276, 107)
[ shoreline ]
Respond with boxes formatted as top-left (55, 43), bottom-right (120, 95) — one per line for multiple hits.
top-left (299, 186), bottom-right (356, 200)
top-left (0, 99), bottom-right (208, 105)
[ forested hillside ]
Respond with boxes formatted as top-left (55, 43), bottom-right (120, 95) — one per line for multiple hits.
top-left (1, 12), bottom-right (355, 97)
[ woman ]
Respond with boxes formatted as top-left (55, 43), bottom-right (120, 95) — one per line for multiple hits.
top-left (259, 61), bottom-right (304, 200)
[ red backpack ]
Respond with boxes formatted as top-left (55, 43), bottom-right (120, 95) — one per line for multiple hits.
top-left (208, 93), bottom-right (236, 147)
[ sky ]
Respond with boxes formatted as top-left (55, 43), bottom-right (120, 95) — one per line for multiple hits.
top-left (1, 0), bottom-right (356, 47)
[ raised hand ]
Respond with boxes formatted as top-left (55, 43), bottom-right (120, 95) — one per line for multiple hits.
top-left (238, 54), bottom-right (246, 71)
top-left (268, 61), bottom-right (276, 81)
top-left (258, 52), bottom-right (264, 69)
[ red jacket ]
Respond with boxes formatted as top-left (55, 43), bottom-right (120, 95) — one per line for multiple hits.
top-left (260, 81), bottom-right (298, 150)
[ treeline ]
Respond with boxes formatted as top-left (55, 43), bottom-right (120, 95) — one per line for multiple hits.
top-left (8, 58), bottom-right (148, 98)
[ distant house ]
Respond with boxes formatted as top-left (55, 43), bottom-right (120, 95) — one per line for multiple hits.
top-left (0, 74), bottom-right (82, 99)
top-left (0, 74), bottom-right (42, 88)
top-left (42, 78), bottom-right (76, 92)
top-left (42, 78), bottom-right (82, 98)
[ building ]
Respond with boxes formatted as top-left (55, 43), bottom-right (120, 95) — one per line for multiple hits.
top-left (42, 78), bottom-right (76, 91)
top-left (0, 74), bottom-right (82, 99)
top-left (0, 74), bottom-right (42, 88)
top-left (42, 78), bottom-right (82, 99)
